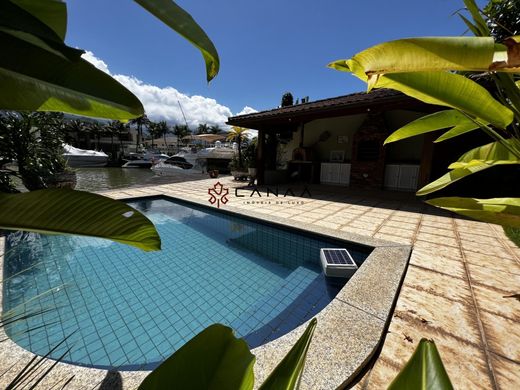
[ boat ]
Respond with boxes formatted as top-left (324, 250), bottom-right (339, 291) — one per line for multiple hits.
top-left (121, 151), bottom-right (170, 168)
top-left (63, 144), bottom-right (109, 167)
top-left (151, 156), bottom-right (204, 176)
top-left (152, 142), bottom-right (237, 176)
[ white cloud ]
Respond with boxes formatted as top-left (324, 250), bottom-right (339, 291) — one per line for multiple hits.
top-left (82, 51), bottom-right (255, 128)
top-left (235, 106), bottom-right (258, 116)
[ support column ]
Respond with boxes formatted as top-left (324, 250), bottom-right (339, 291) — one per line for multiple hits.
top-left (257, 129), bottom-right (265, 185)
top-left (418, 133), bottom-right (436, 188)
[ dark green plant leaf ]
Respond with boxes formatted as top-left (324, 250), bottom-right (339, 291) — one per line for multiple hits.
top-left (0, 30), bottom-right (144, 120)
top-left (135, 0), bottom-right (220, 82)
top-left (384, 110), bottom-right (481, 145)
top-left (388, 338), bottom-right (453, 390)
top-left (0, 189), bottom-right (161, 251)
top-left (417, 141), bottom-right (520, 195)
top-left (259, 318), bottom-right (317, 390)
top-left (139, 324), bottom-right (255, 390)
top-left (426, 197), bottom-right (520, 228)
top-left (11, 0), bottom-right (68, 40)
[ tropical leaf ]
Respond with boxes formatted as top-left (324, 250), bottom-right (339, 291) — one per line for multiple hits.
top-left (388, 338), bottom-right (453, 390)
top-left (135, 0), bottom-right (220, 82)
top-left (434, 120), bottom-right (482, 142)
top-left (11, 0), bottom-right (68, 40)
top-left (426, 197), bottom-right (520, 228)
top-left (384, 110), bottom-right (482, 144)
top-left (417, 141), bottom-right (520, 195)
top-left (378, 72), bottom-right (513, 129)
top-left (0, 189), bottom-right (161, 251)
top-left (259, 318), bottom-right (317, 390)
top-left (138, 324), bottom-right (255, 390)
top-left (463, 0), bottom-right (489, 37)
top-left (331, 37), bottom-right (513, 75)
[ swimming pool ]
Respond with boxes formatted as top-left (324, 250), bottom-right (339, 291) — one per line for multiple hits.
top-left (3, 197), bottom-right (371, 370)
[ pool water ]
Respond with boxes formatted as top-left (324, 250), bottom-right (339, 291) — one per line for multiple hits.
top-left (3, 198), bottom-right (371, 370)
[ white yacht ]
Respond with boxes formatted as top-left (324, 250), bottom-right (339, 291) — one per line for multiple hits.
top-left (122, 151), bottom-right (170, 168)
top-left (63, 144), bottom-right (109, 167)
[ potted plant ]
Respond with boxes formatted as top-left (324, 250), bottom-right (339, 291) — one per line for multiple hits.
top-left (228, 156), bottom-right (248, 180)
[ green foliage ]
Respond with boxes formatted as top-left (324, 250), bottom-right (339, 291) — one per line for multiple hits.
top-left (0, 0), bottom-right (219, 120)
top-left (388, 338), bottom-right (453, 390)
top-left (259, 318), bottom-right (317, 390)
top-left (0, 111), bottom-right (69, 191)
top-left (0, 188), bottom-right (161, 251)
top-left (134, 0), bottom-right (219, 82)
top-left (503, 225), bottom-right (520, 247)
top-left (140, 319), bottom-right (317, 390)
top-left (427, 197), bottom-right (520, 227)
top-left (139, 324), bottom-right (255, 390)
top-left (484, 0), bottom-right (520, 41)
top-left (281, 92), bottom-right (294, 107)
top-left (330, 0), bottom-right (520, 227)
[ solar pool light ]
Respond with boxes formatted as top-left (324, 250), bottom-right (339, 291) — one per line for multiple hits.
top-left (320, 248), bottom-right (358, 278)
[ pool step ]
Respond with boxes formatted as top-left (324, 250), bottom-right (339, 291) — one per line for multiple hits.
top-left (230, 266), bottom-right (317, 337)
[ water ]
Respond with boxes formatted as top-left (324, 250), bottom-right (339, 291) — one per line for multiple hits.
top-left (75, 168), bottom-right (206, 192)
top-left (3, 198), bottom-right (371, 370)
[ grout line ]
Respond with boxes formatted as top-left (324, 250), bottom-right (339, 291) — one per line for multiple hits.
top-left (452, 218), bottom-right (498, 390)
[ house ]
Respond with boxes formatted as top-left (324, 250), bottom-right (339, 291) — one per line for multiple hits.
top-left (227, 89), bottom-right (495, 193)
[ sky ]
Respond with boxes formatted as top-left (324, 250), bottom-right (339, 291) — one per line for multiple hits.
top-left (66, 0), bottom-right (487, 127)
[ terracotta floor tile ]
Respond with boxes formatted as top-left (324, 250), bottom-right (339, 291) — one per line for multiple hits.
top-left (380, 220), bottom-right (418, 231)
top-left (415, 232), bottom-right (459, 247)
top-left (472, 283), bottom-right (519, 322)
top-left (366, 316), bottom-right (493, 390)
top-left (402, 264), bottom-right (473, 305)
top-left (373, 233), bottom-right (413, 245)
top-left (490, 352), bottom-right (520, 390)
top-left (480, 310), bottom-right (520, 362)
top-left (409, 250), bottom-right (466, 279)
top-left (396, 283), bottom-right (482, 344)
top-left (418, 225), bottom-right (457, 237)
top-left (413, 241), bottom-right (463, 260)
top-left (463, 251), bottom-right (520, 275)
top-left (466, 263), bottom-right (520, 294)
top-left (377, 226), bottom-right (415, 239)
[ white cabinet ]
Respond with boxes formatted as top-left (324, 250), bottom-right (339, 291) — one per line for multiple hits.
top-left (321, 163), bottom-right (351, 186)
top-left (384, 164), bottom-right (419, 191)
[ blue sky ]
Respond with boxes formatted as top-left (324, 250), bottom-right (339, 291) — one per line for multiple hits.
top-left (66, 0), bottom-right (486, 125)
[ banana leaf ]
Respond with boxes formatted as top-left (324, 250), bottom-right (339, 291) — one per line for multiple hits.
top-left (384, 110), bottom-right (482, 145)
top-left (426, 197), bottom-right (520, 228)
top-left (138, 324), bottom-right (255, 390)
top-left (388, 338), bottom-right (453, 390)
top-left (10, 0), bottom-right (68, 40)
top-left (259, 318), bottom-right (317, 390)
top-left (135, 0), bottom-right (219, 82)
top-left (0, 189), bottom-right (161, 251)
top-left (417, 141), bottom-right (520, 195)
top-left (330, 36), bottom-right (518, 76)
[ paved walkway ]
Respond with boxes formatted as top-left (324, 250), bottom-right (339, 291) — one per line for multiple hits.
top-left (104, 175), bottom-right (519, 389)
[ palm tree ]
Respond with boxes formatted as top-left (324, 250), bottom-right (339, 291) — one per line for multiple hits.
top-left (107, 120), bottom-right (129, 159)
top-left (173, 124), bottom-right (191, 152)
top-left (197, 123), bottom-right (210, 134)
top-left (209, 124), bottom-right (222, 134)
top-left (147, 120), bottom-right (157, 149)
top-left (226, 126), bottom-right (248, 168)
top-left (156, 121), bottom-right (170, 151)
top-left (87, 121), bottom-right (104, 150)
top-left (129, 114), bottom-right (151, 152)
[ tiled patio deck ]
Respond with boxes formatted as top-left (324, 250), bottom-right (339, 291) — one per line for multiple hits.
top-left (1, 174), bottom-right (519, 388)
top-left (103, 176), bottom-right (519, 389)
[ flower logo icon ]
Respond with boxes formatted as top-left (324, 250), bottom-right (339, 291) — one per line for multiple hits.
top-left (208, 182), bottom-right (229, 208)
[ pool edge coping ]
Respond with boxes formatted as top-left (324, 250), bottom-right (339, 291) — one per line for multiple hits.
top-left (0, 191), bottom-right (412, 389)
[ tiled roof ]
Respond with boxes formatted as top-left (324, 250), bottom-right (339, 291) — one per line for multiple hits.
top-left (226, 89), bottom-right (428, 129)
